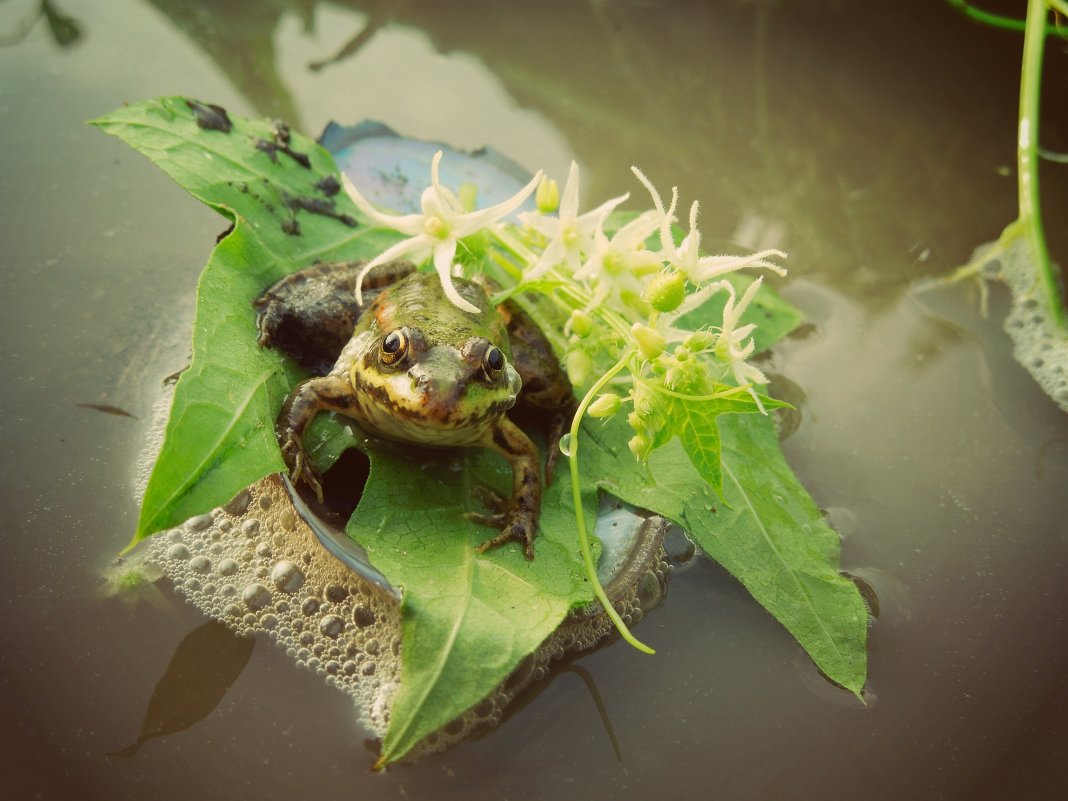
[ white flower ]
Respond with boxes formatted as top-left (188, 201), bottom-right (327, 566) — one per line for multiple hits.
top-left (518, 160), bottom-right (629, 279)
top-left (631, 166), bottom-right (787, 285)
top-left (342, 150), bottom-right (542, 313)
top-left (575, 208), bottom-right (664, 285)
top-left (716, 276), bottom-right (770, 411)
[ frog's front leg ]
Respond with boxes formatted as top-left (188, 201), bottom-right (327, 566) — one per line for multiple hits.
top-left (469, 417), bottom-right (542, 560)
top-left (276, 374), bottom-right (358, 503)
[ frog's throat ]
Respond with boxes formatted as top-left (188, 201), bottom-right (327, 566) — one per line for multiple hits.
top-left (346, 363), bottom-right (519, 446)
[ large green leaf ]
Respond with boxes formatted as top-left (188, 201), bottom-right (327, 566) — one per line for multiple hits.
top-left (582, 413), bottom-right (868, 696)
top-left (346, 441), bottom-right (597, 767)
top-left (91, 98), bottom-right (398, 543)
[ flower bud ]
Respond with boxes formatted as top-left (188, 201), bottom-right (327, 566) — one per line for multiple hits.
top-left (645, 271), bottom-right (687, 312)
top-left (627, 410), bottom-right (643, 430)
top-left (535, 175), bottom-right (560, 213)
top-left (457, 182), bottom-right (478, 213)
top-left (568, 310), bottom-right (595, 338)
top-left (684, 330), bottom-right (715, 351)
top-left (630, 381), bottom-right (656, 418)
top-left (565, 349), bottom-right (593, 386)
top-left (587, 393), bottom-right (621, 418)
top-left (631, 323), bottom-right (665, 360)
top-left (628, 433), bottom-right (652, 461)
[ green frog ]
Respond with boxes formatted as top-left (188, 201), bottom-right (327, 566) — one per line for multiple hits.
top-left (253, 260), bottom-right (574, 560)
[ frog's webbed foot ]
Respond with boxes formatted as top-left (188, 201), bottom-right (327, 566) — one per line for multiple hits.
top-left (473, 513), bottom-right (537, 562)
top-left (466, 486), bottom-right (537, 560)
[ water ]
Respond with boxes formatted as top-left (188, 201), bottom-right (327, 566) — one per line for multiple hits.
top-left (2, 0), bottom-right (1067, 798)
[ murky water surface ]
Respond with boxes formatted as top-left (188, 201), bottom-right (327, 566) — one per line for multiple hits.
top-left (2, 1), bottom-right (1067, 798)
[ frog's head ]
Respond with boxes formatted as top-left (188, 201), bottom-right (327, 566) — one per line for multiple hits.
top-left (347, 275), bottom-right (523, 445)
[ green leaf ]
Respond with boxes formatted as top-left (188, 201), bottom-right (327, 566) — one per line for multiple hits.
top-left (581, 414), bottom-right (867, 695)
top-left (658, 389), bottom-right (788, 496)
top-left (91, 97), bottom-right (398, 544)
top-left (346, 440), bottom-right (597, 767)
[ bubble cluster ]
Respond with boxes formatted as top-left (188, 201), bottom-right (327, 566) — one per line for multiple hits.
top-left (144, 475), bottom-right (403, 736)
top-left (994, 237), bottom-right (1068, 411)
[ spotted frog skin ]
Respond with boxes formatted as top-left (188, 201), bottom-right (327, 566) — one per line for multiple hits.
top-left (254, 260), bottom-right (574, 560)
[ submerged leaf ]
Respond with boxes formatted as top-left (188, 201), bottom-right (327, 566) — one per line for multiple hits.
top-left (111, 621), bottom-right (254, 758)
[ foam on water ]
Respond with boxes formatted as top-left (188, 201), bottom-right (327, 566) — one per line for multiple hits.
top-left (993, 237), bottom-right (1068, 411)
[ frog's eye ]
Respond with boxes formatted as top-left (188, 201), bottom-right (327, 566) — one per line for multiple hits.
top-left (380, 330), bottom-right (408, 365)
top-left (482, 345), bottom-right (505, 378)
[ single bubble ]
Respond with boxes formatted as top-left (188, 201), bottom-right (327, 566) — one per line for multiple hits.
top-left (188, 512), bottom-right (214, 531)
top-left (242, 583), bottom-right (272, 610)
top-left (352, 605), bottom-right (375, 628)
top-left (558, 433), bottom-right (572, 456)
top-left (166, 544), bottom-right (191, 561)
top-left (190, 556), bottom-right (212, 574)
top-left (301, 597), bottom-right (320, 616)
top-left (270, 560), bottom-right (305, 593)
top-left (241, 519), bottom-right (260, 537)
top-left (320, 614), bottom-right (345, 639)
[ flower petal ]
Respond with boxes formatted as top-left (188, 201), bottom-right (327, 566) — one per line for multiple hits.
top-left (432, 240), bottom-right (481, 314)
top-left (341, 172), bottom-right (425, 234)
top-left (456, 168), bottom-right (544, 235)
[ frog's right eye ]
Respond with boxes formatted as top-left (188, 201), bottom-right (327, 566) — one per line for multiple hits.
top-left (380, 330), bottom-right (408, 365)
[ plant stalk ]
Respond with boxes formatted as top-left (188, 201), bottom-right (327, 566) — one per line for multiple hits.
top-left (1019, 0), bottom-right (1066, 327)
top-left (567, 349), bottom-right (655, 654)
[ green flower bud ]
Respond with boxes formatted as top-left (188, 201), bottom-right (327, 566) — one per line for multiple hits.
top-left (684, 330), bottom-right (715, 352)
top-left (628, 433), bottom-right (652, 461)
top-left (587, 393), bottom-right (621, 418)
top-left (630, 381), bottom-right (656, 418)
top-left (566, 349), bottom-right (593, 386)
top-left (627, 410), bottom-right (643, 430)
top-left (631, 323), bottom-right (666, 360)
top-left (536, 176), bottom-right (560, 213)
top-left (568, 310), bottom-right (595, 338)
top-left (645, 271), bottom-right (687, 312)
top-left (673, 345), bottom-right (690, 362)
top-left (457, 182), bottom-right (478, 213)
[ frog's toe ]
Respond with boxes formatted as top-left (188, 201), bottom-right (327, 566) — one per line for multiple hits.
top-left (465, 510), bottom-right (507, 528)
top-left (474, 514), bottom-right (536, 561)
top-left (280, 436), bottom-right (324, 503)
top-left (471, 484), bottom-right (509, 514)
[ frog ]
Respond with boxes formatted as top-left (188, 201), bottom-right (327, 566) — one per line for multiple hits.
top-left (253, 259), bottom-right (575, 560)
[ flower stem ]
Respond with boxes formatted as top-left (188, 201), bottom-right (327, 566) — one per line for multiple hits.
top-left (1019, 0), bottom-right (1066, 328)
top-left (567, 349), bottom-right (655, 654)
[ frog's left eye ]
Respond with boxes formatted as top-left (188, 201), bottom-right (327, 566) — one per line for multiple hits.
top-left (482, 345), bottom-right (505, 377)
top-left (381, 330), bottom-right (408, 365)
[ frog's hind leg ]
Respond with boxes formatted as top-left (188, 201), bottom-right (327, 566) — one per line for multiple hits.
top-left (254, 259), bottom-right (415, 374)
top-left (469, 418), bottom-right (542, 560)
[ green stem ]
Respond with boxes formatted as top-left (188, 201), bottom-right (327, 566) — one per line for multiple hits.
top-left (947, 0), bottom-right (1066, 35)
top-left (567, 349), bottom-right (655, 654)
top-left (1019, 0), bottom-right (1066, 327)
